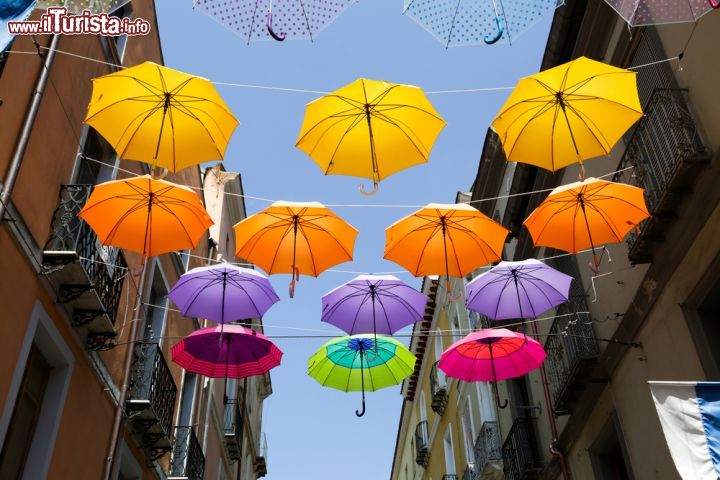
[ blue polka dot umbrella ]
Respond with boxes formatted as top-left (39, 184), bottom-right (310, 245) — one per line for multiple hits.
top-left (192, 0), bottom-right (358, 44)
top-left (403, 0), bottom-right (563, 47)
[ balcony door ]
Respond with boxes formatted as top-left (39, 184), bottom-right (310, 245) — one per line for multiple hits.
top-left (142, 264), bottom-right (168, 344)
top-left (74, 128), bottom-right (118, 186)
top-left (443, 428), bottom-right (456, 475)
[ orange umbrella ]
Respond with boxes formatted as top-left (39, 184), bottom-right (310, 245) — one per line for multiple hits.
top-left (384, 203), bottom-right (509, 297)
top-left (79, 175), bottom-right (213, 258)
top-left (234, 201), bottom-right (358, 297)
top-left (524, 177), bottom-right (650, 269)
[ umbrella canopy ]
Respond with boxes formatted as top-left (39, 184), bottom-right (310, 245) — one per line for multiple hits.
top-left (492, 57), bottom-right (642, 174)
top-left (466, 259), bottom-right (573, 320)
top-left (296, 78), bottom-right (446, 194)
top-left (603, 0), bottom-right (716, 26)
top-left (234, 201), bottom-right (358, 297)
top-left (403, 0), bottom-right (561, 47)
top-left (193, 0), bottom-right (357, 43)
top-left (172, 324), bottom-right (282, 378)
top-left (321, 275), bottom-right (430, 336)
top-left (524, 177), bottom-right (650, 267)
top-left (168, 264), bottom-right (279, 323)
top-left (78, 175), bottom-right (213, 258)
top-left (439, 328), bottom-right (546, 407)
top-left (84, 62), bottom-right (238, 173)
top-left (384, 203), bottom-right (509, 295)
top-left (37, 0), bottom-right (127, 13)
top-left (308, 335), bottom-right (416, 416)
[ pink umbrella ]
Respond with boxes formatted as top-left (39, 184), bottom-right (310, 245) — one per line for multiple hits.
top-left (438, 328), bottom-right (546, 408)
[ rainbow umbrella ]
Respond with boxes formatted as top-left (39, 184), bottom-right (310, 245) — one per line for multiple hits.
top-left (308, 335), bottom-right (416, 417)
top-left (439, 328), bottom-right (546, 408)
top-left (172, 324), bottom-right (282, 401)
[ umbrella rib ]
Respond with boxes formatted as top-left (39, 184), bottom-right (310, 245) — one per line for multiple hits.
top-left (296, 0), bottom-right (314, 41)
top-left (503, 102), bottom-right (559, 163)
top-left (247, 0), bottom-right (262, 45)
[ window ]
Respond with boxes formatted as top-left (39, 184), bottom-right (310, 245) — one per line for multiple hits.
top-left (177, 373), bottom-right (197, 427)
top-left (461, 399), bottom-right (475, 463)
top-left (590, 413), bottom-right (634, 480)
top-left (0, 345), bottom-right (51, 478)
top-left (75, 128), bottom-right (118, 185)
top-left (419, 390), bottom-right (427, 424)
top-left (142, 264), bottom-right (168, 343)
top-left (443, 427), bottom-right (456, 475)
top-left (178, 250), bottom-right (192, 271)
top-left (435, 329), bottom-right (446, 385)
top-left (0, 302), bottom-right (74, 479)
top-left (109, 3), bottom-right (133, 61)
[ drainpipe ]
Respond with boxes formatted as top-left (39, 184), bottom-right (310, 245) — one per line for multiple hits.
top-left (103, 259), bottom-right (150, 480)
top-left (0, 35), bottom-right (59, 222)
top-left (531, 322), bottom-right (571, 480)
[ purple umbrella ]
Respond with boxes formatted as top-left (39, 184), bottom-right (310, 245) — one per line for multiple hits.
top-left (321, 275), bottom-right (430, 348)
top-left (466, 259), bottom-right (572, 320)
top-left (168, 263), bottom-right (279, 323)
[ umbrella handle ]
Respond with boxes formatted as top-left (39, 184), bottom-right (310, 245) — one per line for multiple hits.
top-left (355, 397), bottom-right (366, 417)
top-left (710, 0), bottom-right (720, 9)
top-left (288, 268), bottom-right (300, 298)
top-left (483, 15), bottom-right (504, 44)
top-left (267, 13), bottom-right (286, 41)
top-left (359, 181), bottom-right (379, 196)
top-left (495, 385), bottom-right (509, 409)
top-left (151, 167), bottom-right (168, 180)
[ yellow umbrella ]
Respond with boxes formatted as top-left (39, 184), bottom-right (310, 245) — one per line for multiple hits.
top-left (234, 201), bottom-right (358, 297)
top-left (524, 177), bottom-right (650, 270)
top-left (85, 62), bottom-right (238, 173)
top-left (384, 203), bottom-right (509, 297)
top-left (78, 175), bottom-right (214, 259)
top-left (492, 57), bottom-right (642, 175)
top-left (296, 78), bottom-right (446, 194)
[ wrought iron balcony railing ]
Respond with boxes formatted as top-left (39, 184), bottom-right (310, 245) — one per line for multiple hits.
top-left (474, 421), bottom-right (502, 475)
top-left (614, 88), bottom-right (711, 263)
top-left (255, 432), bottom-right (268, 478)
top-left (42, 184), bottom-right (127, 350)
top-left (462, 463), bottom-right (477, 480)
top-left (415, 420), bottom-right (430, 467)
top-left (502, 417), bottom-right (542, 480)
top-left (169, 426), bottom-right (205, 480)
top-left (545, 296), bottom-right (600, 415)
top-left (125, 342), bottom-right (177, 460)
top-left (430, 361), bottom-right (449, 416)
top-left (223, 399), bottom-right (243, 461)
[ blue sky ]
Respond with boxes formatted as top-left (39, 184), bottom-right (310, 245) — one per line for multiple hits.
top-left (155, 1), bottom-right (553, 478)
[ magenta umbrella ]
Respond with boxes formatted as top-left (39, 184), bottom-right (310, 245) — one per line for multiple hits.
top-left (439, 328), bottom-right (546, 408)
top-left (466, 259), bottom-right (572, 320)
top-left (172, 324), bottom-right (282, 401)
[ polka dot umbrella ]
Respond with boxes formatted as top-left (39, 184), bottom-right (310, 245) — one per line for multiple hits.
top-left (403, 0), bottom-right (563, 47)
top-left (192, 0), bottom-right (358, 44)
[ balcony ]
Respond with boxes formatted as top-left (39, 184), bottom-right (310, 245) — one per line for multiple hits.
top-left (415, 420), bottom-right (430, 468)
top-left (545, 296), bottom-right (600, 415)
top-left (168, 426), bottom-right (205, 480)
top-left (502, 418), bottom-right (542, 480)
top-left (462, 463), bottom-right (477, 480)
top-left (125, 342), bottom-right (177, 460)
top-left (223, 399), bottom-right (243, 461)
top-left (255, 432), bottom-right (268, 478)
top-left (430, 362), bottom-right (449, 416)
top-left (474, 421), bottom-right (502, 477)
top-left (42, 184), bottom-right (127, 350)
top-left (614, 89), bottom-right (711, 264)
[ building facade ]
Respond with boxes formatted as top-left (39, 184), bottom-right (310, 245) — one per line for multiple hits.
top-left (391, 1), bottom-right (720, 479)
top-left (0, 2), bottom-right (270, 479)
